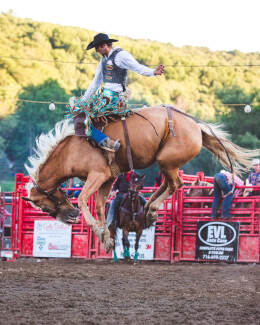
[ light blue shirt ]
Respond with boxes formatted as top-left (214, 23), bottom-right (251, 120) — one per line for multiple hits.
top-left (81, 46), bottom-right (155, 103)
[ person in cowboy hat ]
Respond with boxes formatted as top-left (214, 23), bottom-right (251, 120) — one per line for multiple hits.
top-left (69, 33), bottom-right (165, 153)
top-left (211, 170), bottom-right (244, 220)
top-left (245, 158), bottom-right (260, 196)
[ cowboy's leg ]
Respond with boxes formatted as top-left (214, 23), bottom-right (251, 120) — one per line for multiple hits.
top-left (211, 174), bottom-right (222, 219)
top-left (138, 193), bottom-right (147, 206)
top-left (85, 89), bottom-right (121, 151)
top-left (89, 126), bottom-right (107, 145)
top-left (107, 193), bottom-right (123, 228)
top-left (218, 174), bottom-right (233, 218)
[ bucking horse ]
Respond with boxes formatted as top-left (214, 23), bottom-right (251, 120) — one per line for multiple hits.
top-left (22, 105), bottom-right (260, 253)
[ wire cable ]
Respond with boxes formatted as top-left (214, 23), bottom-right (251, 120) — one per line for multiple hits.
top-left (1, 55), bottom-right (260, 68)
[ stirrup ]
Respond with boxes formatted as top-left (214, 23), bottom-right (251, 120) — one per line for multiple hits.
top-left (100, 138), bottom-right (120, 152)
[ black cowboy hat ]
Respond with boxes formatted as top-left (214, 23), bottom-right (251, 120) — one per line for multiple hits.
top-left (86, 33), bottom-right (118, 50)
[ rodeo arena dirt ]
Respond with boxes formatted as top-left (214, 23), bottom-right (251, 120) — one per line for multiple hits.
top-left (0, 172), bottom-right (260, 325)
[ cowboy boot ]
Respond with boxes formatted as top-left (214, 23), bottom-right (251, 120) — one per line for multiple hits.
top-left (99, 138), bottom-right (120, 165)
top-left (99, 137), bottom-right (120, 152)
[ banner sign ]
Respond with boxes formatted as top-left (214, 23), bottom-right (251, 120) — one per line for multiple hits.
top-left (114, 226), bottom-right (155, 260)
top-left (33, 220), bottom-right (72, 258)
top-left (195, 221), bottom-right (240, 262)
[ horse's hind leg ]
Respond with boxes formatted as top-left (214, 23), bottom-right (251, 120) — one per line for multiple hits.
top-left (144, 177), bottom-right (168, 216)
top-left (122, 230), bottom-right (130, 259)
top-left (146, 168), bottom-right (183, 226)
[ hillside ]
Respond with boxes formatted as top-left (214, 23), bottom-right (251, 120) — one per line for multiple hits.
top-left (1, 13), bottom-right (260, 120)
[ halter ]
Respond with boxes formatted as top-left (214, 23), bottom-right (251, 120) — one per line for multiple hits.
top-left (31, 179), bottom-right (69, 213)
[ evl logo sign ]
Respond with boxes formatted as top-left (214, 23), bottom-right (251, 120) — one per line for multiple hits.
top-left (198, 222), bottom-right (236, 247)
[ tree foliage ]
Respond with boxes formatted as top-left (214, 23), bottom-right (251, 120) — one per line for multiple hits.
top-left (0, 13), bottom-right (260, 181)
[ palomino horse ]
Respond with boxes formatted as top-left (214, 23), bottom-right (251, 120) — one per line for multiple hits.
top-left (110, 173), bottom-right (146, 262)
top-left (23, 105), bottom-right (260, 252)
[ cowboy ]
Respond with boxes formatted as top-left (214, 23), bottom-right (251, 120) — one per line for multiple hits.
top-left (69, 33), bottom-right (165, 153)
top-left (106, 171), bottom-right (146, 230)
top-left (211, 170), bottom-right (244, 220)
top-left (246, 158), bottom-right (260, 196)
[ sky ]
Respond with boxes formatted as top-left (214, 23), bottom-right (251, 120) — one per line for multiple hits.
top-left (1, 0), bottom-right (260, 53)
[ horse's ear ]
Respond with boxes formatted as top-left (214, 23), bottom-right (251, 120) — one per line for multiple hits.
top-left (195, 179), bottom-right (200, 185)
top-left (21, 196), bottom-right (32, 202)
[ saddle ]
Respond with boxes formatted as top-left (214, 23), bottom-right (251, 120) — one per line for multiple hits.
top-left (73, 111), bottom-right (134, 137)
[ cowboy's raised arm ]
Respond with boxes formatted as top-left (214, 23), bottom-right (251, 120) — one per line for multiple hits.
top-left (80, 61), bottom-right (103, 104)
top-left (115, 50), bottom-right (164, 77)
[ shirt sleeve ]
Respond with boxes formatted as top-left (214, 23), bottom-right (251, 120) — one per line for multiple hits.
top-left (115, 51), bottom-right (155, 76)
top-left (80, 61), bottom-right (103, 103)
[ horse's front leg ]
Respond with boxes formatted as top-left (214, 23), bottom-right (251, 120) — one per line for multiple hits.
top-left (96, 179), bottom-right (115, 252)
top-left (78, 172), bottom-right (111, 249)
top-left (122, 230), bottom-right (130, 259)
top-left (134, 228), bottom-right (143, 261)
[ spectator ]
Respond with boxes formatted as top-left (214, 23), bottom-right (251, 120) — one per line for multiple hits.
top-left (107, 171), bottom-right (146, 230)
top-left (61, 178), bottom-right (82, 198)
top-left (211, 170), bottom-right (244, 220)
top-left (246, 159), bottom-right (260, 196)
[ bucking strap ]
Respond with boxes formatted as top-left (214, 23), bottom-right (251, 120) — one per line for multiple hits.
top-left (121, 117), bottom-right (133, 170)
top-left (166, 106), bottom-right (175, 137)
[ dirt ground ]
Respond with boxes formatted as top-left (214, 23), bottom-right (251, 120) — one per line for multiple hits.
top-left (0, 259), bottom-right (259, 325)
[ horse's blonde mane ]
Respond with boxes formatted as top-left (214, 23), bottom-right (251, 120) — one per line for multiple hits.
top-left (25, 119), bottom-right (74, 181)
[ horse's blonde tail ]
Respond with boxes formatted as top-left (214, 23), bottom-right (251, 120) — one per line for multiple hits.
top-left (199, 123), bottom-right (260, 176)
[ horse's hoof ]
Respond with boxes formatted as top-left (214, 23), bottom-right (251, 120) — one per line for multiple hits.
top-left (96, 227), bottom-right (105, 242)
top-left (146, 213), bottom-right (157, 227)
top-left (113, 255), bottom-right (118, 263)
top-left (134, 252), bottom-right (139, 261)
top-left (123, 247), bottom-right (130, 259)
top-left (104, 237), bottom-right (114, 254)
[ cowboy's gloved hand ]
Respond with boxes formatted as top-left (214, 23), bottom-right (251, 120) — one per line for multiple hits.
top-left (154, 64), bottom-right (165, 75)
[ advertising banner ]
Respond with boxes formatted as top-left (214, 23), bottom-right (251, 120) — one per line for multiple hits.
top-left (195, 221), bottom-right (240, 262)
top-left (33, 220), bottom-right (72, 258)
top-left (114, 226), bottom-right (155, 260)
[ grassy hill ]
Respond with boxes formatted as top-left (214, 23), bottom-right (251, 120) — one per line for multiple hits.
top-left (1, 13), bottom-right (260, 120)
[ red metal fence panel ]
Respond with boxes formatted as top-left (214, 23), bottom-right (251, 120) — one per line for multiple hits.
top-left (174, 186), bottom-right (260, 263)
top-left (4, 173), bottom-right (260, 264)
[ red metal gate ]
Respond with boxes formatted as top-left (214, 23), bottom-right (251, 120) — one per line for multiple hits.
top-left (5, 173), bottom-right (260, 263)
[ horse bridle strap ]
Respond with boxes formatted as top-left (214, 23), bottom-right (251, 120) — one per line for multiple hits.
top-left (31, 179), bottom-right (64, 206)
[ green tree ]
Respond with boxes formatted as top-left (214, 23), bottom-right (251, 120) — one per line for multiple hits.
top-left (0, 79), bottom-right (69, 172)
top-left (215, 86), bottom-right (260, 147)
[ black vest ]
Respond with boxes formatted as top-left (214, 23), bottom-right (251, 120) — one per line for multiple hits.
top-left (102, 48), bottom-right (128, 91)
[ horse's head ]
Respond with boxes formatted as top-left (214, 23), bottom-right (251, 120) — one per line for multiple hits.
top-left (129, 173), bottom-right (145, 192)
top-left (186, 179), bottom-right (214, 197)
top-left (22, 181), bottom-right (80, 224)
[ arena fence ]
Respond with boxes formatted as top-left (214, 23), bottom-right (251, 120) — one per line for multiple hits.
top-left (1, 172), bottom-right (259, 263)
